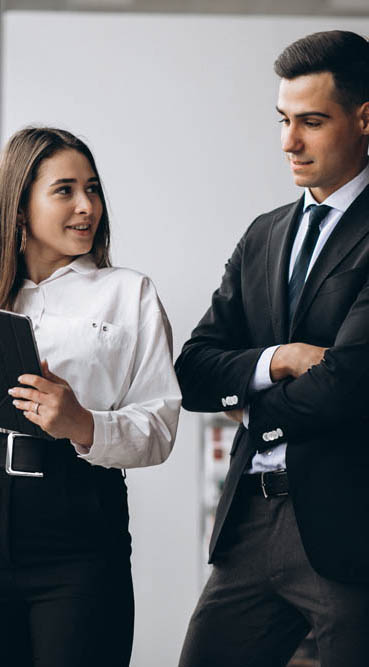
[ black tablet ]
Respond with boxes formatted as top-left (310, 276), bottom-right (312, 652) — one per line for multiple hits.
top-left (0, 310), bottom-right (48, 438)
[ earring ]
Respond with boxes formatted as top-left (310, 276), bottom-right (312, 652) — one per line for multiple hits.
top-left (19, 225), bottom-right (27, 254)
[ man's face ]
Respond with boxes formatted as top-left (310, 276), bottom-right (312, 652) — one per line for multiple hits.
top-left (277, 71), bottom-right (368, 202)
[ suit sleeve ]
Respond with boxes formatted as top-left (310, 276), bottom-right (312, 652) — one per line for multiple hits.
top-left (175, 232), bottom-right (265, 413)
top-left (248, 277), bottom-right (369, 450)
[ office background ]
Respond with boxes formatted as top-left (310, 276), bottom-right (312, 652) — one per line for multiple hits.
top-left (0, 3), bottom-right (368, 665)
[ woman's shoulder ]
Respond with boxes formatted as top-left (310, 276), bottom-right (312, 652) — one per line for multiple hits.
top-left (97, 265), bottom-right (155, 291)
top-left (95, 266), bottom-right (164, 327)
top-left (93, 267), bottom-right (161, 312)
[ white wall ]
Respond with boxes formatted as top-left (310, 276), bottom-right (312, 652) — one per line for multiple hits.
top-left (3, 12), bottom-right (369, 665)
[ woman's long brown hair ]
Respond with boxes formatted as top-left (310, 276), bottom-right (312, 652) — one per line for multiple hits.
top-left (0, 127), bottom-right (111, 309)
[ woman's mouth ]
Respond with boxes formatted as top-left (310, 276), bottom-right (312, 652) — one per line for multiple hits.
top-left (66, 223), bottom-right (92, 234)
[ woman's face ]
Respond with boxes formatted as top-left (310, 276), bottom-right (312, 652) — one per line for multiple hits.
top-left (23, 148), bottom-right (103, 277)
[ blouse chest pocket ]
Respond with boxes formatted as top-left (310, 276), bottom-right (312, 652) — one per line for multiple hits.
top-left (37, 315), bottom-right (134, 411)
top-left (88, 319), bottom-right (126, 347)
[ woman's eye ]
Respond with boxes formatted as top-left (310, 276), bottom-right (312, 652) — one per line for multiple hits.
top-left (55, 186), bottom-right (71, 195)
top-left (278, 118), bottom-right (289, 125)
top-left (86, 184), bottom-right (100, 194)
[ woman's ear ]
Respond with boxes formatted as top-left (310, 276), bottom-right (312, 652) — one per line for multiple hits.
top-left (16, 210), bottom-right (27, 254)
top-left (16, 209), bottom-right (26, 226)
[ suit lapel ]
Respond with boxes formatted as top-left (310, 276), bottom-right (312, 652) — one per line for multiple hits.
top-left (266, 196), bottom-right (304, 343)
top-left (290, 185), bottom-right (369, 337)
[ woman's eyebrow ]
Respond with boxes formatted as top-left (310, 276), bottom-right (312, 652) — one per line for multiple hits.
top-left (49, 176), bottom-right (99, 187)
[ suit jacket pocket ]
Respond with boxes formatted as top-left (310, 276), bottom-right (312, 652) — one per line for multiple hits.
top-left (318, 267), bottom-right (367, 295)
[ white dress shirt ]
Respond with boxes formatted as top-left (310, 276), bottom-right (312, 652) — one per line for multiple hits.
top-left (13, 254), bottom-right (182, 470)
top-left (245, 162), bottom-right (369, 473)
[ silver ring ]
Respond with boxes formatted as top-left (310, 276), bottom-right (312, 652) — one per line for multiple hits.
top-left (33, 402), bottom-right (40, 415)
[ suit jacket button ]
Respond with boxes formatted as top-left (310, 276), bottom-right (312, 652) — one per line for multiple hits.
top-left (276, 428), bottom-right (283, 437)
top-left (262, 433), bottom-right (270, 442)
top-left (222, 398), bottom-right (227, 407)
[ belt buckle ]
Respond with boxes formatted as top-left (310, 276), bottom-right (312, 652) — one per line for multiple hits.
top-left (5, 432), bottom-right (44, 478)
top-left (261, 471), bottom-right (269, 498)
top-left (261, 470), bottom-right (288, 498)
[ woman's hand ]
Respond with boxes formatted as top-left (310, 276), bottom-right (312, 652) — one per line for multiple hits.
top-left (9, 360), bottom-right (94, 446)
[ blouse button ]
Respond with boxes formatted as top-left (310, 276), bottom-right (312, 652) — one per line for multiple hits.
top-left (92, 322), bottom-right (97, 328)
top-left (102, 325), bottom-right (108, 332)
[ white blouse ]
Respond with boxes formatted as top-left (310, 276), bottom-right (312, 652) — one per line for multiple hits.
top-left (14, 254), bottom-right (182, 470)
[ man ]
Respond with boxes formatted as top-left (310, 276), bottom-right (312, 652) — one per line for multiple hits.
top-left (176, 30), bottom-right (369, 667)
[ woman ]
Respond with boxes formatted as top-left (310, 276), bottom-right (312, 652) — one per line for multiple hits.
top-left (0, 127), bottom-right (181, 667)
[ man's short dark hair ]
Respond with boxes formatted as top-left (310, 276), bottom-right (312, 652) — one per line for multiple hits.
top-left (274, 30), bottom-right (369, 110)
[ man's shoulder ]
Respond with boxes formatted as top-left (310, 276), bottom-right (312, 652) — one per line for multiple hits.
top-left (247, 199), bottom-right (300, 235)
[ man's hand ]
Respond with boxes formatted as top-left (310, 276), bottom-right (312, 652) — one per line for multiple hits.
top-left (270, 343), bottom-right (328, 381)
top-left (223, 409), bottom-right (244, 423)
top-left (223, 343), bottom-right (328, 423)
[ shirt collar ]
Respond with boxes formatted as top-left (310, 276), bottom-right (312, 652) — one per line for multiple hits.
top-left (21, 253), bottom-right (97, 289)
top-left (303, 161), bottom-right (369, 213)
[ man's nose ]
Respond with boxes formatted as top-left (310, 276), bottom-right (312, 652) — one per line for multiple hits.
top-left (281, 124), bottom-right (303, 154)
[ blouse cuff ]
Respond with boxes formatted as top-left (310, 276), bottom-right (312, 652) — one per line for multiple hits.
top-left (71, 410), bottom-right (111, 464)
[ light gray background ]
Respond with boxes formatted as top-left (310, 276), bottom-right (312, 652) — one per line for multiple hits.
top-left (2, 12), bottom-right (369, 665)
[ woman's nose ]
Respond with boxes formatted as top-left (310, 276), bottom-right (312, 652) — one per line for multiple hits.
top-left (75, 191), bottom-right (93, 215)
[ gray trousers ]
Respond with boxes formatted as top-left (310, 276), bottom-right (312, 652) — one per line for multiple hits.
top-left (179, 485), bottom-right (369, 667)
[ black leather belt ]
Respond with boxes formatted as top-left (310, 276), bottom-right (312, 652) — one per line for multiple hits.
top-left (241, 469), bottom-right (289, 498)
top-left (0, 433), bottom-right (45, 477)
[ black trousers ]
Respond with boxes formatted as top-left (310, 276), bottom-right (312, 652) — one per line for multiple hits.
top-left (179, 482), bottom-right (369, 667)
top-left (0, 437), bottom-right (134, 667)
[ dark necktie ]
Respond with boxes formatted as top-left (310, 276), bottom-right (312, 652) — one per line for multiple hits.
top-left (288, 204), bottom-right (332, 323)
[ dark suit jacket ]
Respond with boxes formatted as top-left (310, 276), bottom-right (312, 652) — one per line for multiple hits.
top-left (175, 185), bottom-right (369, 583)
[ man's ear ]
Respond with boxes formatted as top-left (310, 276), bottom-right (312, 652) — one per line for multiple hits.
top-left (359, 101), bottom-right (369, 135)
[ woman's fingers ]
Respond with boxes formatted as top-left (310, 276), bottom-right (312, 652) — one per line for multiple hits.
top-left (12, 399), bottom-right (37, 411)
top-left (15, 373), bottom-right (54, 393)
top-left (8, 386), bottom-right (44, 403)
top-left (22, 409), bottom-right (43, 426)
top-left (9, 366), bottom-right (70, 400)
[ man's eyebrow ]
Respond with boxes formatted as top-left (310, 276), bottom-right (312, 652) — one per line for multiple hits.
top-left (49, 177), bottom-right (99, 187)
top-left (275, 106), bottom-right (330, 119)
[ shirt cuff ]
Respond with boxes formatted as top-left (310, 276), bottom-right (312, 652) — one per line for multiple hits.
top-left (248, 345), bottom-right (280, 393)
top-left (71, 410), bottom-right (111, 464)
top-left (243, 406), bottom-right (250, 429)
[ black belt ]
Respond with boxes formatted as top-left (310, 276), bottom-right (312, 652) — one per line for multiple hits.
top-left (241, 469), bottom-right (289, 498)
top-left (0, 433), bottom-right (45, 478)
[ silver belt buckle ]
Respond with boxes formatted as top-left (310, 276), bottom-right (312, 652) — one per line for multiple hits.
top-left (261, 471), bottom-right (269, 498)
top-left (6, 432), bottom-right (44, 478)
top-left (261, 470), bottom-right (288, 498)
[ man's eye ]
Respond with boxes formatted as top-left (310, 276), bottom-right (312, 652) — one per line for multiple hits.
top-left (305, 120), bottom-right (321, 127)
top-left (278, 118), bottom-right (289, 125)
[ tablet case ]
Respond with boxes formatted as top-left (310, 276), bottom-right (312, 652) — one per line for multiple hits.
top-left (0, 310), bottom-right (50, 438)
